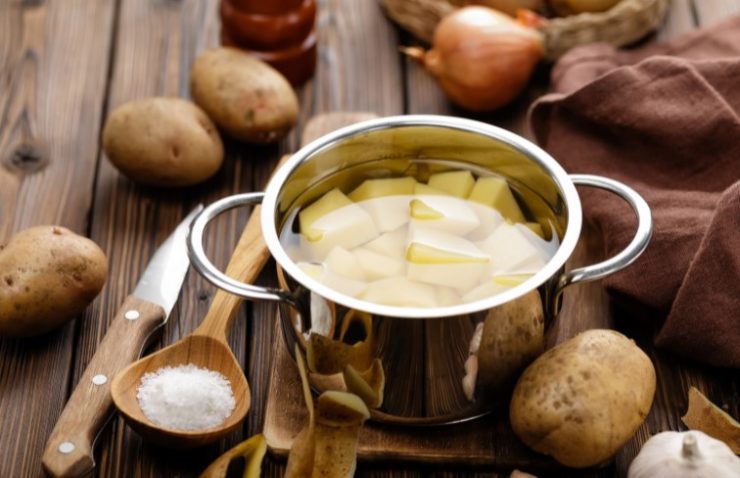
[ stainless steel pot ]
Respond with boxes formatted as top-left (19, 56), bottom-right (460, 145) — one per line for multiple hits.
top-left (187, 116), bottom-right (652, 425)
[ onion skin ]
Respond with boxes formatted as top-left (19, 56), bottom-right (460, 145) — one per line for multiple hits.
top-left (466, 0), bottom-right (545, 17)
top-left (405, 6), bottom-right (544, 112)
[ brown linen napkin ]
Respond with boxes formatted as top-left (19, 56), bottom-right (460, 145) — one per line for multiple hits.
top-left (530, 17), bottom-right (740, 368)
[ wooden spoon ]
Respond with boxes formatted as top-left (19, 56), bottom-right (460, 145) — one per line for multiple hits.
top-left (111, 158), bottom-right (286, 449)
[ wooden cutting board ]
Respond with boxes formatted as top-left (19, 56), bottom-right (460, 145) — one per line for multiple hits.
top-left (262, 112), bottom-right (612, 469)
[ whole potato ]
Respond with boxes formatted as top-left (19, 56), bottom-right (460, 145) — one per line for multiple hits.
top-left (477, 290), bottom-right (544, 395)
top-left (0, 226), bottom-right (107, 337)
top-left (190, 48), bottom-right (299, 144)
top-left (510, 329), bottom-right (655, 468)
top-left (103, 97), bottom-right (224, 187)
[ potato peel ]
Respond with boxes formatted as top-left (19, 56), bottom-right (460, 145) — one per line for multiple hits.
top-left (343, 359), bottom-right (385, 409)
top-left (198, 434), bottom-right (266, 478)
top-left (307, 311), bottom-right (374, 375)
top-left (287, 346), bottom-right (370, 478)
top-left (681, 386), bottom-right (740, 453)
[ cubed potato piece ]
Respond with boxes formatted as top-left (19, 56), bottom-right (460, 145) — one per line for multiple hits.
top-left (354, 247), bottom-right (405, 281)
top-left (304, 207), bottom-right (379, 260)
top-left (298, 262), bottom-right (324, 279)
top-left (358, 196), bottom-right (410, 232)
top-left (407, 225), bottom-right (489, 264)
top-left (515, 223), bottom-right (560, 258)
top-left (428, 170), bottom-right (475, 197)
top-left (407, 262), bottom-right (487, 290)
top-left (298, 262), bottom-right (368, 298)
top-left (436, 286), bottom-right (461, 306)
top-left (300, 188), bottom-right (353, 241)
top-left (361, 277), bottom-right (437, 307)
top-left (476, 223), bottom-right (549, 274)
top-left (409, 199), bottom-right (442, 220)
top-left (409, 196), bottom-right (479, 235)
top-left (348, 177), bottom-right (416, 201)
top-left (414, 182), bottom-right (450, 196)
top-left (468, 177), bottom-right (526, 223)
top-left (406, 226), bottom-right (489, 290)
top-left (364, 228), bottom-right (406, 260)
top-left (467, 203), bottom-right (506, 241)
top-left (325, 247), bottom-right (365, 281)
top-left (461, 280), bottom-right (509, 303)
top-left (321, 271), bottom-right (368, 298)
top-left (491, 274), bottom-right (533, 287)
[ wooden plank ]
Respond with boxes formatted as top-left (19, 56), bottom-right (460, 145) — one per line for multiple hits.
top-left (0, 0), bottom-right (117, 476)
top-left (72, 0), bottom-right (264, 476)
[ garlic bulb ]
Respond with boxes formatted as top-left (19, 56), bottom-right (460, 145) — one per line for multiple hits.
top-left (628, 431), bottom-right (740, 478)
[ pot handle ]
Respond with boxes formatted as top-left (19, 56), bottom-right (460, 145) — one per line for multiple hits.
top-left (187, 192), bottom-right (292, 303)
top-left (550, 174), bottom-right (652, 314)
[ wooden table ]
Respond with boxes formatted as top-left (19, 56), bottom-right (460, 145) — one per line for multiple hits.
top-left (1, 0), bottom-right (738, 476)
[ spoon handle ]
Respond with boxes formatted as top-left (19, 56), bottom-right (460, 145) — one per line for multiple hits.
top-left (41, 296), bottom-right (164, 477)
top-left (193, 155), bottom-right (291, 342)
top-left (193, 206), bottom-right (271, 342)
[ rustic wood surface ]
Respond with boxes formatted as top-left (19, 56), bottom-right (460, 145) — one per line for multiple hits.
top-left (1, 0), bottom-right (738, 477)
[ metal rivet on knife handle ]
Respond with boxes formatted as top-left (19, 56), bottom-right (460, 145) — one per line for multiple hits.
top-left (124, 310), bottom-right (140, 320)
top-left (58, 442), bottom-right (75, 454)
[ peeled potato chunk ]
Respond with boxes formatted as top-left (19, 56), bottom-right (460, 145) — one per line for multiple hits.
top-left (364, 228), bottom-right (406, 260)
top-left (477, 223), bottom-right (548, 274)
top-left (414, 182), bottom-right (450, 196)
top-left (468, 176), bottom-right (526, 223)
top-left (299, 189), bottom-right (379, 259)
top-left (300, 188), bottom-right (352, 241)
top-left (348, 177), bottom-right (416, 201)
top-left (428, 170), bottom-right (475, 197)
top-left (358, 196), bottom-right (410, 232)
top-left (409, 196), bottom-right (480, 235)
top-left (354, 247), bottom-right (405, 281)
top-left (298, 262), bottom-right (367, 298)
top-left (468, 203), bottom-right (505, 241)
top-left (361, 277), bottom-right (438, 307)
top-left (461, 280), bottom-right (509, 303)
top-left (325, 247), bottom-right (366, 281)
top-left (406, 225), bottom-right (489, 290)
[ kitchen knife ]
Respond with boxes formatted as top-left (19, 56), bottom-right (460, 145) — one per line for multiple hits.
top-left (41, 205), bottom-right (203, 478)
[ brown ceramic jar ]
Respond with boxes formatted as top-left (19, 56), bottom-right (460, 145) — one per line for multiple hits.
top-left (220, 0), bottom-right (317, 85)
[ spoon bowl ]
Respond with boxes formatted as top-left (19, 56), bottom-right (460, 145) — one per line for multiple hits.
top-left (111, 335), bottom-right (250, 448)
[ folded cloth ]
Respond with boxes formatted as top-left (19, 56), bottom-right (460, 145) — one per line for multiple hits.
top-left (530, 17), bottom-right (740, 368)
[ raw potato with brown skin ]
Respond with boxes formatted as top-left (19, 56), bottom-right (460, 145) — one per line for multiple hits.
top-left (0, 226), bottom-right (107, 337)
top-left (103, 97), bottom-right (224, 187)
top-left (190, 48), bottom-right (299, 144)
top-left (510, 329), bottom-right (656, 468)
top-left (477, 290), bottom-right (544, 395)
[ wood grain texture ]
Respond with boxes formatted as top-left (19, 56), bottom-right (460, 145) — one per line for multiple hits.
top-left (42, 297), bottom-right (165, 478)
top-left (0, 1), bottom-right (117, 477)
top-left (1, 0), bottom-right (739, 476)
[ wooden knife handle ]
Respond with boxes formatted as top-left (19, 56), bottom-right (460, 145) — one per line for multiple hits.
top-left (42, 296), bottom-right (165, 477)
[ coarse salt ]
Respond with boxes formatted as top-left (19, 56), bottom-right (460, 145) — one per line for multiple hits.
top-left (136, 363), bottom-right (235, 431)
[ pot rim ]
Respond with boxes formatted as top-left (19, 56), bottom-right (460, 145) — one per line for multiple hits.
top-left (261, 115), bottom-right (582, 319)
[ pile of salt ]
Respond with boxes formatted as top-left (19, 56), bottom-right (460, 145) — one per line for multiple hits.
top-left (136, 363), bottom-right (236, 431)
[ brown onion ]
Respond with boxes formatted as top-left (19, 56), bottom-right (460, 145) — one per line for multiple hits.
top-left (403, 6), bottom-right (544, 112)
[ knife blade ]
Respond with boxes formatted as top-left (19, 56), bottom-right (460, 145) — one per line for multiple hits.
top-left (41, 205), bottom-right (203, 478)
